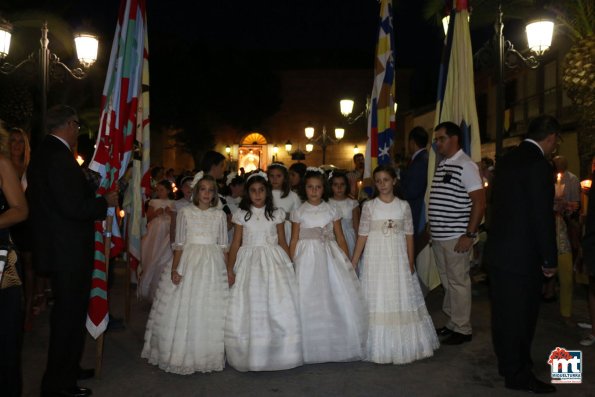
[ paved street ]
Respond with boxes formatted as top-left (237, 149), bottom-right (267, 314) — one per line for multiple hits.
top-left (22, 262), bottom-right (594, 397)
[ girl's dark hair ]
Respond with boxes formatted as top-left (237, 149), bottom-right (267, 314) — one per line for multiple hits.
top-left (220, 172), bottom-right (245, 196)
top-left (372, 165), bottom-right (403, 199)
top-left (151, 166), bottom-right (164, 179)
top-left (157, 179), bottom-right (175, 199)
top-left (301, 170), bottom-right (330, 202)
top-left (191, 175), bottom-right (219, 207)
top-left (239, 175), bottom-right (276, 221)
top-left (200, 150), bottom-right (226, 174)
top-left (329, 171), bottom-right (351, 197)
top-left (289, 162), bottom-right (307, 178)
top-left (267, 162), bottom-right (290, 198)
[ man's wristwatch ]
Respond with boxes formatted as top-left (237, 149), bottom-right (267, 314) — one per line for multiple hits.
top-left (465, 231), bottom-right (478, 238)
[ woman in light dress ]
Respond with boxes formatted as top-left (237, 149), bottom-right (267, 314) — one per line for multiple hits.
top-left (142, 173), bottom-right (230, 374)
top-left (352, 165), bottom-right (439, 364)
top-left (290, 168), bottom-right (367, 364)
top-left (225, 172), bottom-right (302, 371)
top-left (138, 180), bottom-right (175, 300)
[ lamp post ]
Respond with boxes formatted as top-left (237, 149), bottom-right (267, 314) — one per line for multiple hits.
top-left (492, 4), bottom-right (554, 159)
top-left (0, 18), bottom-right (98, 148)
top-left (304, 124), bottom-right (344, 165)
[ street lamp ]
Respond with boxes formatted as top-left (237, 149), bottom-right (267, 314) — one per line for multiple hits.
top-left (304, 125), bottom-right (344, 165)
top-left (493, 4), bottom-right (554, 159)
top-left (0, 18), bottom-right (98, 148)
top-left (340, 97), bottom-right (370, 125)
top-left (272, 144), bottom-right (279, 162)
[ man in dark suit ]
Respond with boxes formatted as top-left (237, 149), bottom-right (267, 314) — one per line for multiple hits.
top-left (488, 115), bottom-right (560, 394)
top-left (401, 126), bottom-right (429, 238)
top-left (28, 105), bottom-right (118, 397)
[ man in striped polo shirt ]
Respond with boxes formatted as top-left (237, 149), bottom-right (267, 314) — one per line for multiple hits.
top-left (428, 121), bottom-right (485, 345)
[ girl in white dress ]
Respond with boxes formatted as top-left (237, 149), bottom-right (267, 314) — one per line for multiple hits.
top-left (225, 172), bottom-right (303, 371)
top-left (142, 173), bottom-right (230, 374)
top-left (289, 167), bottom-right (367, 364)
top-left (268, 163), bottom-right (302, 245)
top-left (139, 180), bottom-right (176, 300)
top-left (351, 165), bottom-right (439, 364)
top-left (328, 171), bottom-right (360, 257)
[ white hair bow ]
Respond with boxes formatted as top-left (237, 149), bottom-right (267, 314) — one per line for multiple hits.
top-left (247, 170), bottom-right (268, 182)
top-left (189, 171), bottom-right (205, 188)
top-left (226, 172), bottom-right (237, 186)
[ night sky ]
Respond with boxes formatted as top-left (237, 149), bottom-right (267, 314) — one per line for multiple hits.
top-left (3, 0), bottom-right (448, 132)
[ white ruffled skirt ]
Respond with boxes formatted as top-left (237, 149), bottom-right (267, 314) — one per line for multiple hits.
top-left (141, 244), bottom-right (229, 374)
top-left (294, 237), bottom-right (367, 364)
top-left (225, 245), bottom-right (303, 371)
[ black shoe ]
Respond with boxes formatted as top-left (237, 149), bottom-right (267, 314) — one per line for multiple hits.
top-left (436, 326), bottom-right (454, 338)
top-left (42, 386), bottom-right (93, 397)
top-left (77, 368), bottom-right (95, 380)
top-left (506, 376), bottom-right (556, 394)
top-left (441, 331), bottom-right (472, 345)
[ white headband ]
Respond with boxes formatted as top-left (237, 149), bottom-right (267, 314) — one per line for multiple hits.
top-left (247, 170), bottom-right (268, 182)
top-left (189, 171), bottom-right (205, 188)
top-left (306, 166), bottom-right (325, 175)
top-left (269, 162), bottom-right (288, 170)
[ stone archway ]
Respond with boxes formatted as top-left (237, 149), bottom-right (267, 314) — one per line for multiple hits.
top-left (238, 132), bottom-right (268, 172)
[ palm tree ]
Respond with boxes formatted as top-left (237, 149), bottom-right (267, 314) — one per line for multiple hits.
top-left (552, 0), bottom-right (595, 178)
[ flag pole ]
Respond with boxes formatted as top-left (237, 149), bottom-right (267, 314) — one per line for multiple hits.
top-left (95, 214), bottom-right (113, 378)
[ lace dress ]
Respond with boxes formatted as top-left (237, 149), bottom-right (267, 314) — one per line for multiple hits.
top-left (225, 207), bottom-right (303, 371)
top-left (141, 205), bottom-right (229, 374)
top-left (272, 190), bottom-right (302, 244)
top-left (139, 199), bottom-right (175, 300)
top-left (292, 201), bottom-right (367, 363)
top-left (359, 197), bottom-right (439, 364)
top-left (329, 198), bottom-right (359, 257)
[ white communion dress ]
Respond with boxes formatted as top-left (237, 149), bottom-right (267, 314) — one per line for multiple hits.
top-left (272, 189), bottom-right (302, 245)
top-left (141, 205), bottom-right (230, 374)
top-left (359, 197), bottom-right (439, 364)
top-left (225, 207), bottom-right (303, 371)
top-left (291, 201), bottom-right (367, 364)
top-left (329, 197), bottom-right (359, 257)
top-left (138, 198), bottom-right (175, 300)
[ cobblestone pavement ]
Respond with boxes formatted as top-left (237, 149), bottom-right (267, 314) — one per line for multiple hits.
top-left (22, 263), bottom-right (595, 397)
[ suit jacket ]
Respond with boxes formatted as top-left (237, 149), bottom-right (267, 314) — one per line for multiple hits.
top-left (401, 148), bottom-right (428, 236)
top-left (487, 141), bottom-right (557, 275)
top-left (27, 135), bottom-right (107, 275)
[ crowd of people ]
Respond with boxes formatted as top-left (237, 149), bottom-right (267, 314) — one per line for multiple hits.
top-left (0, 107), bottom-right (594, 396)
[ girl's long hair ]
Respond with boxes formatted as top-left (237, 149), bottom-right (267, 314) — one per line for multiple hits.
top-left (191, 175), bottom-right (219, 207)
top-left (372, 164), bottom-right (403, 199)
top-left (239, 175), bottom-right (276, 221)
top-left (301, 170), bottom-right (330, 202)
top-left (9, 127), bottom-right (31, 168)
top-left (267, 162), bottom-right (290, 198)
top-left (329, 171), bottom-right (350, 198)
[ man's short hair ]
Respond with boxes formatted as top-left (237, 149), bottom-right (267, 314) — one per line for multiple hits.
top-left (409, 126), bottom-right (428, 148)
top-left (527, 114), bottom-right (561, 142)
top-left (434, 121), bottom-right (462, 147)
top-left (353, 153), bottom-right (364, 162)
top-left (46, 105), bottom-right (77, 134)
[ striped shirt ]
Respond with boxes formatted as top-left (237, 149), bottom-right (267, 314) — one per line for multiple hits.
top-left (428, 149), bottom-right (483, 240)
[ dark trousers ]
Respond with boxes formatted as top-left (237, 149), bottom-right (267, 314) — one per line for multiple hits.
top-left (0, 284), bottom-right (24, 397)
top-left (489, 267), bottom-right (542, 385)
top-left (41, 267), bottom-right (92, 392)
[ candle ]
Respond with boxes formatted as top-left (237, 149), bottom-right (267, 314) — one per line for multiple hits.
top-left (76, 155), bottom-right (84, 166)
top-left (118, 209), bottom-right (125, 218)
top-left (580, 179), bottom-right (592, 190)
top-left (556, 173), bottom-right (562, 184)
top-left (554, 173), bottom-right (565, 198)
